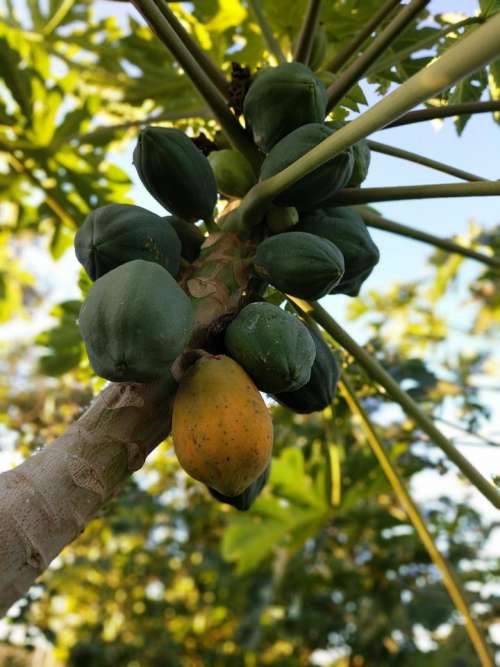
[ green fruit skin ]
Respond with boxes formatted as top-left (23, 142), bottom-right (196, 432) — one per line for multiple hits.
top-left (243, 63), bottom-right (327, 153)
top-left (254, 231), bottom-right (345, 300)
top-left (273, 327), bottom-right (340, 413)
top-left (266, 206), bottom-right (299, 234)
top-left (208, 462), bottom-right (271, 510)
top-left (348, 139), bottom-right (371, 187)
top-left (260, 123), bottom-right (354, 209)
top-left (325, 120), bottom-right (371, 188)
top-left (133, 127), bottom-right (217, 222)
top-left (79, 259), bottom-right (194, 383)
top-left (75, 204), bottom-right (181, 281)
top-left (224, 301), bottom-right (316, 394)
top-left (295, 206), bottom-right (379, 296)
top-left (208, 149), bottom-right (256, 198)
top-left (164, 215), bottom-right (205, 263)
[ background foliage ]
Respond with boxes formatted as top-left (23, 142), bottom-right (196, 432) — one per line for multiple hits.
top-left (0, 0), bottom-right (499, 665)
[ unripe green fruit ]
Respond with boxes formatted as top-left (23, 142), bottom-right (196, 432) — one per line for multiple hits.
top-left (79, 260), bottom-right (194, 382)
top-left (208, 149), bottom-right (256, 198)
top-left (133, 126), bottom-right (217, 222)
top-left (266, 206), bottom-right (299, 234)
top-left (243, 62), bottom-right (327, 153)
top-left (225, 301), bottom-right (316, 393)
top-left (75, 204), bottom-right (181, 281)
top-left (254, 231), bottom-right (345, 299)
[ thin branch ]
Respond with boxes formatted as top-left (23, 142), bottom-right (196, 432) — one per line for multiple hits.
top-left (155, 1), bottom-right (230, 98)
top-left (1, 146), bottom-right (79, 228)
top-left (326, 0), bottom-right (431, 112)
top-left (386, 100), bottom-right (500, 128)
top-left (247, 0), bottom-right (286, 64)
top-left (235, 13), bottom-right (500, 228)
top-left (290, 299), bottom-right (500, 509)
top-left (77, 108), bottom-right (212, 144)
top-left (325, 0), bottom-right (401, 73)
top-left (366, 16), bottom-right (481, 76)
top-left (131, 0), bottom-right (259, 165)
top-left (367, 139), bottom-right (487, 182)
top-left (339, 376), bottom-right (495, 667)
top-left (293, 0), bottom-right (321, 65)
top-left (358, 207), bottom-right (500, 269)
top-left (332, 180), bottom-right (500, 205)
top-left (435, 417), bottom-right (500, 448)
top-left (42, 0), bottom-right (75, 35)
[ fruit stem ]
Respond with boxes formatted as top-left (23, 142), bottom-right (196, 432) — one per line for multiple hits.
top-left (289, 297), bottom-right (500, 510)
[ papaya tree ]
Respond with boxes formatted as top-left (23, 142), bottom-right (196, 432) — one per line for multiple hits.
top-left (0, 1), bottom-right (499, 665)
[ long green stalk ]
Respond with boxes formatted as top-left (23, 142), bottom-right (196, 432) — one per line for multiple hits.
top-left (324, 0), bottom-right (401, 73)
top-left (339, 376), bottom-right (495, 667)
top-left (293, 0), bottom-right (321, 65)
top-left (247, 0), bottom-right (286, 63)
top-left (366, 16), bottom-right (481, 76)
top-left (332, 180), bottom-right (500, 205)
top-left (235, 13), bottom-right (500, 227)
top-left (289, 299), bottom-right (500, 509)
top-left (326, 0), bottom-right (431, 111)
top-left (367, 139), bottom-right (486, 182)
top-left (155, 1), bottom-right (230, 97)
top-left (358, 207), bottom-right (500, 269)
top-left (131, 0), bottom-right (259, 165)
top-left (387, 100), bottom-right (500, 127)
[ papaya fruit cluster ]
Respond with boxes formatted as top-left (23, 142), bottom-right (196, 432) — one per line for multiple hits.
top-left (74, 60), bottom-right (380, 511)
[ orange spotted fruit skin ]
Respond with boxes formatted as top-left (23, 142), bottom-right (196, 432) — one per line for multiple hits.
top-left (172, 355), bottom-right (273, 496)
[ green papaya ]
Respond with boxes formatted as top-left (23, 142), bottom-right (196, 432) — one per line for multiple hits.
top-left (208, 149), bottom-right (256, 198)
top-left (164, 215), bottom-right (205, 263)
top-left (265, 205), bottom-right (299, 234)
top-left (208, 462), bottom-right (271, 510)
top-left (224, 302), bottom-right (316, 393)
top-left (273, 327), bottom-right (340, 413)
top-left (79, 259), bottom-right (194, 382)
top-left (259, 123), bottom-right (354, 209)
top-left (133, 126), bottom-right (217, 222)
top-left (325, 120), bottom-right (371, 188)
top-left (294, 207), bottom-right (379, 295)
top-left (243, 63), bottom-right (327, 153)
top-left (254, 231), bottom-right (345, 300)
top-left (349, 139), bottom-right (371, 187)
top-left (75, 204), bottom-right (181, 281)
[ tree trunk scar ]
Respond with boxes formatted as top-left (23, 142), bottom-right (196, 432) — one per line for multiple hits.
top-left (66, 453), bottom-right (106, 501)
top-left (101, 384), bottom-right (146, 411)
top-left (9, 513), bottom-right (48, 574)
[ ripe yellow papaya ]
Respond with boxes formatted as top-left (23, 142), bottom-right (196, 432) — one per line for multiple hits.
top-left (172, 355), bottom-right (273, 496)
